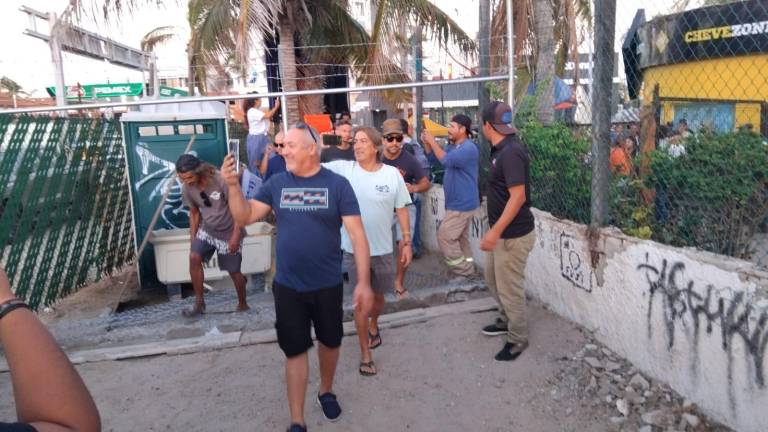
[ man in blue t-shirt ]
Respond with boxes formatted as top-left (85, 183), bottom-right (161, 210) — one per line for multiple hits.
top-left (259, 131), bottom-right (287, 181)
top-left (222, 125), bottom-right (373, 432)
top-left (422, 114), bottom-right (480, 277)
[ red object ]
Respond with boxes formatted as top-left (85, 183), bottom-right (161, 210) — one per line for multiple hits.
top-left (303, 114), bottom-right (334, 134)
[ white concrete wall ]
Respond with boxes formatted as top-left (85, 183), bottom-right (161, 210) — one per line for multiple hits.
top-left (421, 186), bottom-right (768, 432)
top-left (420, 187), bottom-right (489, 270)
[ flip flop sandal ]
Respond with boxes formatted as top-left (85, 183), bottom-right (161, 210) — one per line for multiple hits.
top-left (368, 331), bottom-right (382, 349)
top-left (359, 361), bottom-right (377, 376)
top-left (395, 288), bottom-right (408, 298)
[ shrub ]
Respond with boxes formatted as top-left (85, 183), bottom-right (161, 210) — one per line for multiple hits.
top-left (643, 131), bottom-right (768, 258)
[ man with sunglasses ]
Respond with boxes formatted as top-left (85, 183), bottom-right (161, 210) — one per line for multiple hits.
top-left (421, 114), bottom-right (480, 278)
top-left (381, 118), bottom-right (431, 297)
top-left (223, 124), bottom-right (373, 432)
top-left (260, 131), bottom-right (287, 181)
top-left (176, 154), bottom-right (249, 317)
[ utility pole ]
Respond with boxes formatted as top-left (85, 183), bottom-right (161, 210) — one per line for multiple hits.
top-left (478, 0), bottom-right (491, 144)
top-left (589, 0), bottom-right (617, 228)
top-left (48, 12), bottom-right (66, 108)
top-left (506, 0), bottom-right (514, 105)
top-left (412, 26), bottom-right (424, 141)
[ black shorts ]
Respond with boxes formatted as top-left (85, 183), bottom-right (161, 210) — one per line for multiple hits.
top-left (273, 281), bottom-right (344, 358)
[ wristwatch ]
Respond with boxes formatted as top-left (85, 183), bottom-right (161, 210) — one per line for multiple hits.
top-left (0, 298), bottom-right (29, 320)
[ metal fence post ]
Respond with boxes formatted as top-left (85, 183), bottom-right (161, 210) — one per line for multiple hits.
top-left (589, 0), bottom-right (617, 228)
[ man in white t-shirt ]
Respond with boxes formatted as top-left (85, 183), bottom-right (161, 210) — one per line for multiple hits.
top-left (244, 95), bottom-right (280, 175)
top-left (323, 126), bottom-right (412, 377)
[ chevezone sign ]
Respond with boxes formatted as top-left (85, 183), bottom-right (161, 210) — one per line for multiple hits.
top-left (685, 20), bottom-right (768, 43)
top-left (637, 0), bottom-right (768, 69)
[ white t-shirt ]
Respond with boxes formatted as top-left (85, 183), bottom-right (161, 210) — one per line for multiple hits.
top-left (247, 107), bottom-right (268, 135)
top-left (323, 160), bottom-right (412, 256)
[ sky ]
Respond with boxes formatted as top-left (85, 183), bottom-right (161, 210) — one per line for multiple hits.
top-left (0, 0), bottom-right (672, 98)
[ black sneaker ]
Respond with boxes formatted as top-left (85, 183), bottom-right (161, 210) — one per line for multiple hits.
top-left (481, 322), bottom-right (507, 336)
top-left (494, 341), bottom-right (528, 361)
top-left (286, 423), bottom-right (307, 432)
top-left (317, 392), bottom-right (342, 422)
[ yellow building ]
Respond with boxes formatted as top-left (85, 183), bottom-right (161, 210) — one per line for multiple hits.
top-left (624, 1), bottom-right (767, 135)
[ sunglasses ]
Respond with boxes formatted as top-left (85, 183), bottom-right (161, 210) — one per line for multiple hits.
top-left (199, 191), bottom-right (212, 207)
top-left (384, 135), bottom-right (404, 143)
top-left (293, 122), bottom-right (318, 144)
top-left (274, 142), bottom-right (285, 148)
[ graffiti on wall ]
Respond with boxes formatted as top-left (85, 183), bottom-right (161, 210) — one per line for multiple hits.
top-left (638, 254), bottom-right (768, 389)
top-left (560, 232), bottom-right (592, 292)
top-left (134, 142), bottom-right (191, 228)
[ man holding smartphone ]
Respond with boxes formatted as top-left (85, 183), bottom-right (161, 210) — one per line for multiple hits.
top-left (320, 120), bottom-right (355, 162)
top-left (176, 154), bottom-right (249, 316)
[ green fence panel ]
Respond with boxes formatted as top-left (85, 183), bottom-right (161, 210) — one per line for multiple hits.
top-left (0, 115), bottom-right (133, 310)
top-left (4, 117), bottom-right (51, 295)
top-left (22, 118), bottom-right (69, 307)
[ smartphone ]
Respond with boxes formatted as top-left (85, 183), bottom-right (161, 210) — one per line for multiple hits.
top-left (228, 139), bottom-right (240, 173)
top-left (322, 134), bottom-right (342, 147)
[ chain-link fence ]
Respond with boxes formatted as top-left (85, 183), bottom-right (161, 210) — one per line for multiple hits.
top-left (599, 0), bottom-right (768, 263)
top-left (489, 0), bottom-right (768, 266)
top-left (0, 115), bottom-right (134, 309)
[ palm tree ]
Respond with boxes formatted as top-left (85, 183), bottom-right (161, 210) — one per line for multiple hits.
top-left (0, 77), bottom-right (26, 108)
top-left (140, 26), bottom-right (176, 96)
top-left (74, 1), bottom-right (475, 125)
top-left (490, 0), bottom-right (591, 123)
top-left (533, 0), bottom-right (555, 124)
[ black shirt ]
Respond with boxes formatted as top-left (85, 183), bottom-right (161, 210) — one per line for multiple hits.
top-left (486, 134), bottom-right (535, 238)
top-left (320, 145), bottom-right (355, 163)
top-left (0, 423), bottom-right (37, 432)
top-left (382, 150), bottom-right (426, 185)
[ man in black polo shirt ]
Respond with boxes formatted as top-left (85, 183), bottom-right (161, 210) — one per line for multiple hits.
top-left (478, 101), bottom-right (536, 362)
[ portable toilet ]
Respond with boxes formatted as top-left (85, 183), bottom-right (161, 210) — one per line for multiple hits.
top-left (121, 101), bottom-right (229, 288)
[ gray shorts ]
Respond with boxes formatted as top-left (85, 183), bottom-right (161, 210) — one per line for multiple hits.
top-left (191, 237), bottom-right (242, 273)
top-left (343, 252), bottom-right (394, 295)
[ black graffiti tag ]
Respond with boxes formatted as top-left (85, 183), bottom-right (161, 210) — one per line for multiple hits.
top-left (638, 255), bottom-right (768, 388)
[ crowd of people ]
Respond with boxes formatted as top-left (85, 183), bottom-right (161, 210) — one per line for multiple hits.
top-left (0, 98), bottom-right (537, 432)
top-left (200, 96), bottom-right (538, 432)
top-left (609, 118), bottom-right (697, 177)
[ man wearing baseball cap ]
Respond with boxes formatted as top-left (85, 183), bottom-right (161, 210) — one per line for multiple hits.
top-left (478, 101), bottom-right (536, 362)
top-left (421, 114), bottom-right (480, 278)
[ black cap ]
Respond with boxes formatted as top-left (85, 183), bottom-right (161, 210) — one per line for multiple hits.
top-left (175, 154), bottom-right (201, 173)
top-left (481, 101), bottom-right (517, 135)
top-left (451, 114), bottom-right (473, 137)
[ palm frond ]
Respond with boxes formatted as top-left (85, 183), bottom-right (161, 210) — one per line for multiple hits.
top-left (141, 26), bottom-right (177, 51)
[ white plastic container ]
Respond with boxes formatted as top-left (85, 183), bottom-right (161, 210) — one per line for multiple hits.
top-left (150, 222), bottom-right (273, 284)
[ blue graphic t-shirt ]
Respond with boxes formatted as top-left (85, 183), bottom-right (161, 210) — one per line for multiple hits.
top-left (255, 167), bottom-right (361, 292)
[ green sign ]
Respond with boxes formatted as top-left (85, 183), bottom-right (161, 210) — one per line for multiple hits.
top-left (47, 83), bottom-right (189, 100)
top-left (158, 86), bottom-right (188, 97)
top-left (47, 83), bottom-right (144, 100)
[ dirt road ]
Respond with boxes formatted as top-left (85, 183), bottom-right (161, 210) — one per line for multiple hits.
top-left (0, 302), bottom-right (613, 432)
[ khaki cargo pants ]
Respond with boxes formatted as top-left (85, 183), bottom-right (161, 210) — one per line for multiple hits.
top-left (485, 230), bottom-right (536, 344)
top-left (437, 210), bottom-right (476, 277)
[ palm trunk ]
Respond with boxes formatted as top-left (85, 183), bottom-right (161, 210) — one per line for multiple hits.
top-left (186, 43), bottom-right (196, 97)
top-left (534, 0), bottom-right (555, 125)
top-left (278, 18), bottom-right (301, 125)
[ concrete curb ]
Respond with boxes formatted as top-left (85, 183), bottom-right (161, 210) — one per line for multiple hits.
top-left (0, 297), bottom-right (497, 372)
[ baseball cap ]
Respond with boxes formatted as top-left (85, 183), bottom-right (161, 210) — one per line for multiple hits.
top-left (381, 118), bottom-right (404, 136)
top-left (451, 114), bottom-right (473, 137)
top-left (175, 154), bottom-right (201, 173)
top-left (481, 101), bottom-right (517, 135)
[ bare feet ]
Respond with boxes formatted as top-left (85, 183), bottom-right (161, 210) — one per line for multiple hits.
top-left (182, 303), bottom-right (206, 317)
top-left (235, 303), bottom-right (250, 312)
